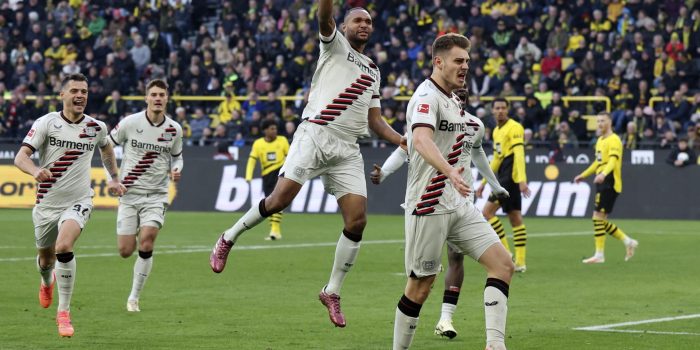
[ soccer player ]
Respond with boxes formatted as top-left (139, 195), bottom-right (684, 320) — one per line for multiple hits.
top-left (109, 79), bottom-right (184, 312)
top-left (574, 112), bottom-right (638, 263)
top-left (209, 1), bottom-right (404, 328)
top-left (14, 73), bottom-right (126, 337)
top-left (475, 98), bottom-right (531, 272)
top-left (392, 33), bottom-right (513, 350)
top-left (373, 90), bottom-right (505, 340)
top-left (245, 119), bottom-right (289, 240)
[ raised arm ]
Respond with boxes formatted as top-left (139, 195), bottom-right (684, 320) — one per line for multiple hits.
top-left (318, 0), bottom-right (336, 37)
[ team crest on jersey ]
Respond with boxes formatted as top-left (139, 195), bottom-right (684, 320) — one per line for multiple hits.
top-left (85, 127), bottom-right (97, 137)
top-left (417, 104), bottom-right (430, 114)
top-left (159, 132), bottom-right (173, 142)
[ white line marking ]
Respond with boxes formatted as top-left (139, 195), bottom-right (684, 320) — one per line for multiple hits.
top-left (579, 329), bottom-right (700, 336)
top-left (0, 239), bottom-right (404, 262)
top-left (574, 313), bottom-right (700, 336)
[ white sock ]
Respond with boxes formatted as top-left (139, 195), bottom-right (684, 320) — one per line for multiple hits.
top-left (484, 285), bottom-right (508, 344)
top-left (129, 256), bottom-right (153, 301)
top-left (440, 303), bottom-right (457, 322)
top-left (36, 256), bottom-right (54, 286)
top-left (393, 307), bottom-right (419, 350)
top-left (223, 201), bottom-right (268, 242)
top-left (325, 233), bottom-right (360, 295)
top-left (623, 237), bottom-right (632, 245)
top-left (55, 256), bottom-right (76, 312)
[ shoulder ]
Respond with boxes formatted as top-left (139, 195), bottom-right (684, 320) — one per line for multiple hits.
top-left (85, 115), bottom-right (107, 129)
top-left (510, 119), bottom-right (524, 131)
top-left (34, 112), bottom-right (58, 125)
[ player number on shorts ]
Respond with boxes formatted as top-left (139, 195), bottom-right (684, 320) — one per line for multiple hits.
top-left (73, 204), bottom-right (90, 217)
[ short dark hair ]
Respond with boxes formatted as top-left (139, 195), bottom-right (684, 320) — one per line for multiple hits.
top-left (598, 111), bottom-right (612, 119)
top-left (261, 119), bottom-right (277, 131)
top-left (432, 33), bottom-right (471, 57)
top-left (146, 79), bottom-right (169, 93)
top-left (344, 7), bottom-right (369, 22)
top-left (61, 73), bottom-right (88, 89)
top-left (492, 97), bottom-right (509, 107)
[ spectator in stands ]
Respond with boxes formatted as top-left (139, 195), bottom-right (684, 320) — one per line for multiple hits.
top-left (666, 137), bottom-right (697, 167)
top-left (189, 107), bottom-right (211, 145)
top-left (102, 90), bottom-right (127, 128)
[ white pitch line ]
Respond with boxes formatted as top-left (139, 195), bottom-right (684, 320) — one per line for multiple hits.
top-left (574, 313), bottom-right (700, 336)
top-left (0, 239), bottom-right (404, 262)
top-left (578, 329), bottom-right (700, 336)
top-left (574, 313), bottom-right (700, 330)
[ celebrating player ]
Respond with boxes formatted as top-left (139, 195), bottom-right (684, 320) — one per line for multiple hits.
top-left (14, 73), bottom-right (126, 337)
top-left (392, 34), bottom-right (513, 350)
top-left (109, 79), bottom-right (184, 312)
top-left (209, 1), bottom-right (404, 328)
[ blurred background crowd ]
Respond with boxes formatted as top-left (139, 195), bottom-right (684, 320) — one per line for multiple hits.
top-left (0, 0), bottom-right (699, 159)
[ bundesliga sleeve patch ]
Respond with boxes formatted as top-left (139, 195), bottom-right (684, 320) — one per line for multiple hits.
top-left (417, 104), bottom-right (430, 114)
top-left (26, 129), bottom-right (35, 138)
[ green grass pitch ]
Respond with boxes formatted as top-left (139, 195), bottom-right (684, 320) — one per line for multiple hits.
top-left (1, 209), bottom-right (698, 349)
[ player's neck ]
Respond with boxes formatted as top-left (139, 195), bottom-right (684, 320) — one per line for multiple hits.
top-left (61, 110), bottom-right (83, 122)
top-left (428, 75), bottom-right (453, 96)
top-left (601, 129), bottom-right (613, 137)
top-left (497, 118), bottom-right (509, 127)
top-left (146, 110), bottom-right (165, 125)
top-left (264, 135), bottom-right (276, 142)
top-left (347, 36), bottom-right (366, 53)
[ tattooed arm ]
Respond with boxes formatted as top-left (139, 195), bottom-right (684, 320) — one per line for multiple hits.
top-left (99, 142), bottom-right (126, 196)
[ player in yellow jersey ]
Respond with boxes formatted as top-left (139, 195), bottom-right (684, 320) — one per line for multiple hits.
top-left (476, 98), bottom-right (531, 272)
top-left (245, 120), bottom-right (289, 240)
top-left (574, 112), bottom-right (638, 263)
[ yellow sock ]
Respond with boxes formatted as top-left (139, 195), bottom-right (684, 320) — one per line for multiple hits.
top-left (513, 224), bottom-right (527, 266)
top-left (593, 219), bottom-right (606, 254)
top-left (270, 213), bottom-right (282, 235)
top-left (605, 221), bottom-right (627, 241)
top-left (488, 217), bottom-right (510, 253)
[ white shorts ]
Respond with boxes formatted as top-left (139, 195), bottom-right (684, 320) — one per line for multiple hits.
top-left (117, 192), bottom-right (168, 235)
top-left (280, 122), bottom-right (366, 198)
top-left (404, 203), bottom-right (499, 278)
top-left (32, 198), bottom-right (93, 249)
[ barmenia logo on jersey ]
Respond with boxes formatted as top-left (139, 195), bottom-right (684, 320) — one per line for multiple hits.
top-left (49, 137), bottom-right (95, 151)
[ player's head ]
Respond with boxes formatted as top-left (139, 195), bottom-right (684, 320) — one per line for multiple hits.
top-left (596, 112), bottom-right (613, 133)
top-left (491, 97), bottom-right (510, 123)
top-left (261, 119), bottom-right (278, 139)
top-left (431, 33), bottom-right (471, 91)
top-left (145, 79), bottom-right (169, 114)
top-left (60, 73), bottom-right (89, 116)
top-left (342, 7), bottom-right (373, 46)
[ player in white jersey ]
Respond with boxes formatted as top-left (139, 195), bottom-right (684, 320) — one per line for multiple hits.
top-left (374, 86), bottom-right (509, 341)
top-left (109, 79), bottom-right (183, 312)
top-left (14, 74), bottom-right (126, 337)
top-left (391, 34), bottom-right (514, 350)
top-left (209, 1), bottom-right (404, 328)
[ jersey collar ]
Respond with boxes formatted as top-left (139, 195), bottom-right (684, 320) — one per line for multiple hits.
top-left (60, 111), bottom-right (85, 124)
top-left (145, 111), bottom-right (166, 127)
top-left (428, 77), bottom-right (452, 98)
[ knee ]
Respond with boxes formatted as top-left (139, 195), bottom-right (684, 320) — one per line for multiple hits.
top-left (346, 215), bottom-right (367, 235)
top-left (139, 240), bottom-right (154, 253)
top-left (54, 242), bottom-right (72, 254)
top-left (119, 247), bottom-right (134, 258)
top-left (502, 259), bottom-right (515, 278)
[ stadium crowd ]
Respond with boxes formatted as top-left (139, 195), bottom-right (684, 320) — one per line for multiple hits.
top-left (0, 0), bottom-right (699, 156)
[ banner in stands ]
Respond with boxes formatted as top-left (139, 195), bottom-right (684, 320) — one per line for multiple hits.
top-left (0, 145), bottom-right (697, 219)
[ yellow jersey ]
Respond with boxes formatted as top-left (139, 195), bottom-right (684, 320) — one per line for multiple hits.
top-left (490, 118), bottom-right (527, 184)
top-left (581, 133), bottom-right (623, 192)
top-left (245, 136), bottom-right (289, 180)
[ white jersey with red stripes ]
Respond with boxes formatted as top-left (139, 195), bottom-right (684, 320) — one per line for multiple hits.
top-left (405, 78), bottom-right (485, 216)
top-left (301, 28), bottom-right (381, 140)
top-left (109, 111), bottom-right (183, 194)
top-left (22, 112), bottom-right (109, 208)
